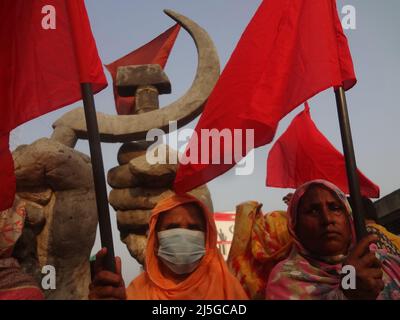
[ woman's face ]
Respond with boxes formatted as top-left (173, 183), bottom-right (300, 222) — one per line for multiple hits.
top-left (154, 203), bottom-right (206, 252)
top-left (295, 185), bottom-right (351, 257)
top-left (154, 203), bottom-right (206, 279)
top-left (156, 203), bottom-right (206, 233)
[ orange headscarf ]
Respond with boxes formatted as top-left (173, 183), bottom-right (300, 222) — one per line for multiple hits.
top-left (126, 194), bottom-right (248, 300)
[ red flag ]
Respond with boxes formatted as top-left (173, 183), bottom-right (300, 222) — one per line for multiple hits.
top-left (0, 0), bottom-right (107, 210)
top-left (105, 24), bottom-right (181, 115)
top-left (174, 0), bottom-right (356, 193)
top-left (267, 104), bottom-right (380, 198)
top-left (0, 134), bottom-right (15, 211)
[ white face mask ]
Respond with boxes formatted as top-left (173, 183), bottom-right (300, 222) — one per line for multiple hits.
top-left (157, 228), bottom-right (206, 275)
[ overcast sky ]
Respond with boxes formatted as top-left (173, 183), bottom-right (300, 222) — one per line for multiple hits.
top-left (11, 0), bottom-right (400, 283)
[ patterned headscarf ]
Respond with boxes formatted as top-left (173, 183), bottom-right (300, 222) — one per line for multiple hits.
top-left (266, 179), bottom-right (400, 300)
top-left (0, 197), bottom-right (26, 258)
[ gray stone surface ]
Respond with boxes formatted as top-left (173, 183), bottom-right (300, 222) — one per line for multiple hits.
top-left (12, 138), bottom-right (98, 300)
top-left (14, 139), bottom-right (92, 191)
top-left (24, 201), bottom-right (46, 231)
top-left (116, 64), bottom-right (171, 96)
top-left (117, 209), bottom-right (152, 232)
top-left (117, 141), bottom-right (153, 165)
top-left (109, 188), bottom-right (174, 211)
top-left (108, 143), bottom-right (213, 264)
top-left (38, 189), bottom-right (97, 300)
top-left (135, 86), bottom-right (160, 114)
top-left (111, 144), bottom-right (178, 188)
top-left (18, 188), bottom-right (52, 206)
top-left (122, 234), bottom-right (147, 265)
top-left (108, 164), bottom-right (140, 189)
top-left (50, 126), bottom-right (78, 148)
top-left (52, 10), bottom-right (220, 144)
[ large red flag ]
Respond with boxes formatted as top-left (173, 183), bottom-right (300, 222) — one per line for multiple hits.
top-left (174, 0), bottom-right (356, 193)
top-left (267, 104), bottom-right (380, 198)
top-left (0, 0), bottom-right (107, 210)
top-left (105, 24), bottom-right (181, 115)
top-left (0, 134), bottom-right (15, 211)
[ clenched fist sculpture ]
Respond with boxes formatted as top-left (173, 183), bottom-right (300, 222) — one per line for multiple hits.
top-left (12, 138), bottom-right (98, 300)
top-left (107, 142), bottom-right (213, 265)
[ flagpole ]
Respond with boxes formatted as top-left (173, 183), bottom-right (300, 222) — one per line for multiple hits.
top-left (334, 86), bottom-right (368, 241)
top-left (81, 83), bottom-right (116, 273)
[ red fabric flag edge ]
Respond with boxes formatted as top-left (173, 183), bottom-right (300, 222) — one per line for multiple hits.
top-left (65, 0), bottom-right (108, 92)
top-left (105, 24), bottom-right (181, 115)
top-left (0, 134), bottom-right (16, 211)
top-left (266, 104), bottom-right (380, 198)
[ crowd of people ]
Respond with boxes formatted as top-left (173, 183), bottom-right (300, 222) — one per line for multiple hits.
top-left (89, 180), bottom-right (400, 300)
top-left (1, 179), bottom-right (400, 300)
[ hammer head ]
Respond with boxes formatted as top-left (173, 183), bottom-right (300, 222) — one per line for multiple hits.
top-left (116, 64), bottom-right (171, 97)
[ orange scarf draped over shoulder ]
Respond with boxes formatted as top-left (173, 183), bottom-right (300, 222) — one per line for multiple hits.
top-left (126, 194), bottom-right (248, 300)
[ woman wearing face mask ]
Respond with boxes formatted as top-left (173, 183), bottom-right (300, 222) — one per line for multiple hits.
top-left (89, 194), bottom-right (248, 300)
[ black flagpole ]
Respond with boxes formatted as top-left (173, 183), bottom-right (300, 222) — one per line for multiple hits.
top-left (335, 86), bottom-right (368, 241)
top-left (81, 83), bottom-right (116, 272)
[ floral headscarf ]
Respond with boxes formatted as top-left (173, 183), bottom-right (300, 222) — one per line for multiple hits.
top-left (0, 197), bottom-right (26, 258)
top-left (266, 180), bottom-right (400, 300)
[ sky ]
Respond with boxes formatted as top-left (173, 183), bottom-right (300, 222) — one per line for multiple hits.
top-left (11, 0), bottom-right (400, 283)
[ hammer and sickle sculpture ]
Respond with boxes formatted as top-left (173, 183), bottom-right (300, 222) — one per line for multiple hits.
top-left (51, 10), bottom-right (221, 146)
top-left (12, 9), bottom-right (220, 299)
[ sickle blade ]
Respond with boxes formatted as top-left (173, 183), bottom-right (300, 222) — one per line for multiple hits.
top-left (52, 9), bottom-right (220, 145)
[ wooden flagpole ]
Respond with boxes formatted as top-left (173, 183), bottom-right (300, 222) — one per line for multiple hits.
top-left (81, 83), bottom-right (116, 272)
top-left (335, 86), bottom-right (368, 241)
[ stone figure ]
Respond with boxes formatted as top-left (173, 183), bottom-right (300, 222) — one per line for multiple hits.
top-left (10, 10), bottom-right (220, 299)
